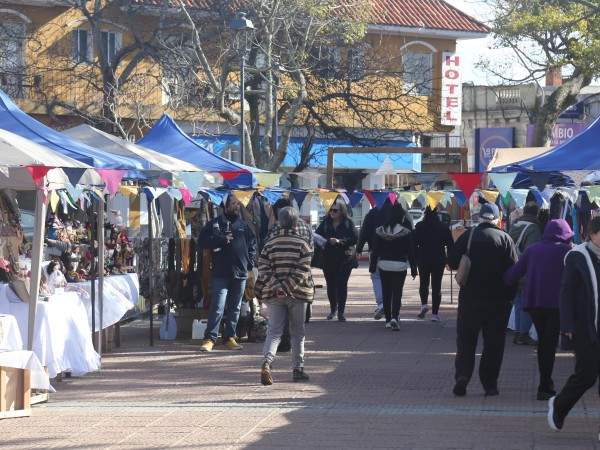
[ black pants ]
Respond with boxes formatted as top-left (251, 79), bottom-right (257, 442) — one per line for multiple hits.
top-left (418, 262), bottom-right (445, 314)
top-left (379, 269), bottom-right (407, 322)
top-left (455, 302), bottom-right (511, 389)
top-left (530, 308), bottom-right (560, 391)
top-left (554, 343), bottom-right (600, 422)
top-left (323, 268), bottom-right (353, 314)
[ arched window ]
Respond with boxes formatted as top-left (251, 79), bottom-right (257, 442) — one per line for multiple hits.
top-left (401, 41), bottom-right (436, 97)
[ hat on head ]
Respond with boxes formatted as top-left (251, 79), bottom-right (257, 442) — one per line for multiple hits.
top-left (479, 203), bottom-right (499, 220)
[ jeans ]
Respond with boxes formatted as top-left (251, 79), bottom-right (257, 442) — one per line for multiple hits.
top-left (369, 260), bottom-right (383, 309)
top-left (530, 308), bottom-right (560, 391)
top-left (379, 269), bottom-right (407, 322)
top-left (323, 268), bottom-right (353, 314)
top-left (204, 276), bottom-right (247, 343)
top-left (263, 297), bottom-right (307, 369)
top-left (514, 290), bottom-right (533, 334)
top-left (418, 262), bottom-right (445, 314)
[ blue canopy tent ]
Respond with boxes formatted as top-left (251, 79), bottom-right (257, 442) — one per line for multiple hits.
top-left (498, 116), bottom-right (600, 171)
top-left (138, 114), bottom-right (267, 187)
top-left (0, 90), bottom-right (147, 172)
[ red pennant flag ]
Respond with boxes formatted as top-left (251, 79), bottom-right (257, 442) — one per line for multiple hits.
top-left (450, 173), bottom-right (483, 200)
top-left (363, 190), bottom-right (376, 207)
top-left (26, 166), bottom-right (54, 186)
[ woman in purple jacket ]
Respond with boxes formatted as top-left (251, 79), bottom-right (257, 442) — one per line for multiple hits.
top-left (504, 219), bottom-right (574, 401)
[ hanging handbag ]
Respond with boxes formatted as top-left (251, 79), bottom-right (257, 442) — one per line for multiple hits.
top-left (454, 228), bottom-right (475, 288)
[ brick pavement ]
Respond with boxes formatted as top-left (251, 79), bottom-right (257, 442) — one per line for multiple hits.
top-left (2, 263), bottom-right (600, 449)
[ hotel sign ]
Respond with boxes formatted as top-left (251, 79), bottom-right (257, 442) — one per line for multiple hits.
top-left (441, 52), bottom-right (462, 126)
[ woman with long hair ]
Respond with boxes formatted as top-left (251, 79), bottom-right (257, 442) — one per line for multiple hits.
top-left (315, 199), bottom-right (358, 322)
top-left (370, 203), bottom-right (417, 330)
top-left (413, 206), bottom-right (453, 321)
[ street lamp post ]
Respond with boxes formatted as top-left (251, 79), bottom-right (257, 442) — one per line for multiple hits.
top-left (272, 63), bottom-right (285, 155)
top-left (229, 12), bottom-right (255, 166)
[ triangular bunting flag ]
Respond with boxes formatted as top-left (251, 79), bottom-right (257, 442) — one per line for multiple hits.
top-left (411, 173), bottom-right (441, 189)
top-left (320, 192), bottom-right (340, 212)
top-left (348, 192), bottom-right (364, 208)
top-left (205, 189), bottom-right (229, 206)
top-left (64, 184), bottom-right (83, 204)
top-left (370, 191), bottom-right (391, 209)
top-left (363, 190), bottom-right (376, 207)
top-left (507, 189), bottom-right (529, 208)
top-left (179, 188), bottom-right (193, 206)
top-left (388, 192), bottom-right (397, 205)
top-left (450, 190), bottom-right (467, 206)
top-left (396, 191), bottom-right (422, 206)
top-left (479, 190), bottom-right (500, 204)
top-left (562, 170), bottom-right (591, 189)
top-left (26, 166), bottom-right (53, 186)
top-left (488, 172), bottom-right (518, 197)
top-left (96, 169), bottom-right (127, 198)
top-left (233, 190), bottom-right (255, 207)
top-left (49, 190), bottom-right (60, 213)
top-left (426, 191), bottom-right (445, 209)
top-left (254, 173), bottom-right (281, 187)
top-left (62, 167), bottom-right (87, 186)
top-left (291, 190), bottom-right (309, 208)
top-left (450, 173), bottom-right (483, 200)
top-left (168, 188), bottom-right (183, 201)
top-left (528, 172), bottom-right (550, 192)
top-left (439, 191), bottom-right (453, 208)
top-left (56, 190), bottom-right (70, 213)
top-left (178, 171), bottom-right (205, 196)
top-left (119, 185), bottom-right (139, 197)
top-left (261, 190), bottom-right (284, 205)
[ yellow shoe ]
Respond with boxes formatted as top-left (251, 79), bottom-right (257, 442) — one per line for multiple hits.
top-left (223, 337), bottom-right (243, 350)
top-left (200, 339), bottom-right (214, 352)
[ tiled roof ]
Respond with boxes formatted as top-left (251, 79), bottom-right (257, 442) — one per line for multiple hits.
top-left (141, 0), bottom-right (488, 34)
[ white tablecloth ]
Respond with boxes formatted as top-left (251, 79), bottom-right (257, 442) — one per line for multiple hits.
top-left (0, 350), bottom-right (49, 390)
top-left (0, 284), bottom-right (100, 378)
top-left (69, 273), bottom-right (139, 330)
top-left (0, 314), bottom-right (23, 350)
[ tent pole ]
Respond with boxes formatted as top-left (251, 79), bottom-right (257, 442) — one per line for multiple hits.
top-left (90, 199), bottom-right (96, 350)
top-left (27, 185), bottom-right (47, 350)
top-left (97, 196), bottom-right (105, 356)
top-left (147, 195), bottom-right (154, 346)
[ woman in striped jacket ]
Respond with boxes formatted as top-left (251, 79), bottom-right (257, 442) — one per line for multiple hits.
top-left (254, 206), bottom-right (314, 386)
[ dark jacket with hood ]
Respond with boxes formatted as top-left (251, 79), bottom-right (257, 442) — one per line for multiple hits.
top-left (315, 217), bottom-right (358, 271)
top-left (503, 219), bottom-right (574, 310)
top-left (559, 242), bottom-right (600, 348)
top-left (370, 224), bottom-right (417, 275)
top-left (413, 213), bottom-right (453, 266)
top-left (508, 214), bottom-right (541, 254)
top-left (357, 201), bottom-right (391, 254)
top-left (447, 221), bottom-right (518, 306)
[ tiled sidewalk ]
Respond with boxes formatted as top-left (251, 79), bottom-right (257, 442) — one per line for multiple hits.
top-left (2, 263), bottom-right (600, 449)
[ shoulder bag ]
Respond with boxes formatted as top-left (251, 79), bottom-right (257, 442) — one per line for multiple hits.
top-left (454, 228), bottom-right (475, 288)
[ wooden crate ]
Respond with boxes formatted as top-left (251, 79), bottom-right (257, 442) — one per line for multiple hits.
top-left (0, 366), bottom-right (31, 419)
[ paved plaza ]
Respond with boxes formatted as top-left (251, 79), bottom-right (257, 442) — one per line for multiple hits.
top-left (2, 263), bottom-right (600, 449)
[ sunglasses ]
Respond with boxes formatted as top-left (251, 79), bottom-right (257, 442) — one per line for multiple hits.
top-left (330, 208), bottom-right (339, 212)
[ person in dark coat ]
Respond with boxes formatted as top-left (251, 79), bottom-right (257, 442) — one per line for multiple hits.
top-left (357, 199), bottom-right (391, 321)
top-left (413, 206), bottom-right (453, 322)
top-left (504, 219), bottom-right (574, 400)
top-left (370, 203), bottom-right (417, 330)
top-left (548, 217), bottom-right (600, 434)
top-left (447, 202), bottom-right (518, 397)
top-left (315, 199), bottom-right (358, 322)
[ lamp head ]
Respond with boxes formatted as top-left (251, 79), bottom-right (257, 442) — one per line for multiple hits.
top-left (229, 12), bottom-right (255, 31)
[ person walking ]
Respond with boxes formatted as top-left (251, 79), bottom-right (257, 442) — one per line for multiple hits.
top-left (447, 202), bottom-right (518, 397)
top-left (255, 207), bottom-right (314, 385)
top-left (504, 219), bottom-right (574, 400)
top-left (369, 202), bottom-right (417, 330)
top-left (508, 202), bottom-right (541, 345)
top-left (268, 197), bottom-right (314, 352)
top-left (198, 195), bottom-right (257, 352)
top-left (548, 217), bottom-right (600, 434)
top-left (315, 199), bottom-right (358, 322)
top-left (357, 199), bottom-right (392, 321)
top-left (413, 206), bottom-right (453, 322)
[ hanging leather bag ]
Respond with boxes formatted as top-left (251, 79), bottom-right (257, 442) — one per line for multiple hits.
top-left (454, 228), bottom-right (475, 288)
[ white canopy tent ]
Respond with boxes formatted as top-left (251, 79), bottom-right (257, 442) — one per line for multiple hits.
top-left (487, 147), bottom-right (551, 171)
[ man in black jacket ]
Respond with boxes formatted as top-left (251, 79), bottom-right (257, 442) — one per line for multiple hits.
top-left (198, 195), bottom-right (257, 352)
top-left (447, 202), bottom-right (518, 397)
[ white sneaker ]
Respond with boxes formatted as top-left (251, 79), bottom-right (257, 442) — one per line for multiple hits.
top-left (385, 322), bottom-right (391, 329)
top-left (417, 305), bottom-right (429, 319)
top-left (390, 319), bottom-right (399, 331)
top-left (373, 307), bottom-right (384, 320)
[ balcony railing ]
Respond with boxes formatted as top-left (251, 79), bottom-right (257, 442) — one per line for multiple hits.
top-left (422, 134), bottom-right (462, 148)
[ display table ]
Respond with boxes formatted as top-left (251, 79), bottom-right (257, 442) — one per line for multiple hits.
top-left (0, 284), bottom-right (100, 378)
top-left (0, 314), bottom-right (22, 351)
top-left (69, 273), bottom-right (139, 330)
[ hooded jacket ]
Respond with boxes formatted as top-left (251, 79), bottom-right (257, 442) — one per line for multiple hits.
top-left (503, 219), bottom-right (574, 310)
top-left (559, 242), bottom-right (600, 348)
top-left (370, 224), bottom-right (417, 274)
top-left (413, 213), bottom-right (453, 266)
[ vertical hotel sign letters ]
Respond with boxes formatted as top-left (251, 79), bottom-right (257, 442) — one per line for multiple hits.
top-left (441, 52), bottom-right (462, 126)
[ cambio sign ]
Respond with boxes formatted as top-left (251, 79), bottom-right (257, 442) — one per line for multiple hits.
top-left (441, 52), bottom-right (461, 126)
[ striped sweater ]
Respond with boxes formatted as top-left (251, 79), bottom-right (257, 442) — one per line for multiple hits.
top-left (254, 227), bottom-right (314, 303)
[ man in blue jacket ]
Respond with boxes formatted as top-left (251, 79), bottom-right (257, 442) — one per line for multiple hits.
top-left (198, 195), bottom-right (257, 352)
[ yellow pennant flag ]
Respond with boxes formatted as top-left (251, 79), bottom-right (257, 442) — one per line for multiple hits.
top-left (319, 192), bottom-right (340, 212)
top-left (93, 189), bottom-right (106, 202)
top-left (426, 191), bottom-right (446, 210)
top-left (479, 189), bottom-right (500, 204)
top-left (129, 194), bottom-right (141, 229)
top-left (49, 189), bottom-right (61, 213)
top-left (119, 185), bottom-right (139, 197)
top-left (585, 186), bottom-right (600, 205)
top-left (232, 190), bottom-right (255, 207)
top-left (254, 173), bottom-right (282, 187)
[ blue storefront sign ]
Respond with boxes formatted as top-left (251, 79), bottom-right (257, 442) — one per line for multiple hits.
top-left (474, 128), bottom-right (514, 172)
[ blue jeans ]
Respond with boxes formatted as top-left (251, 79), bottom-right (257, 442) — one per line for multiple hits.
top-left (204, 276), bottom-right (247, 343)
top-left (263, 297), bottom-right (307, 369)
top-left (514, 290), bottom-right (533, 334)
top-left (370, 263), bottom-right (383, 309)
